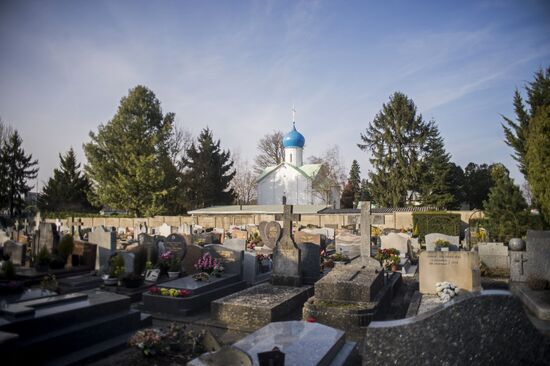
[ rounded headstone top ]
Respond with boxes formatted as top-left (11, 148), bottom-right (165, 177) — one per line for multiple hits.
top-left (283, 123), bottom-right (305, 148)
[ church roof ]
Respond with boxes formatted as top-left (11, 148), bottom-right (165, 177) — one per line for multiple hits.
top-left (188, 204), bottom-right (329, 215)
top-left (256, 162), bottom-right (323, 183)
top-left (283, 123), bottom-right (305, 148)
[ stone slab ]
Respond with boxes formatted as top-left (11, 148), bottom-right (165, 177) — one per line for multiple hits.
top-left (314, 264), bottom-right (384, 303)
top-left (419, 251), bottom-right (481, 294)
top-left (511, 283), bottom-right (550, 320)
top-left (233, 321), bottom-right (347, 366)
top-left (211, 283), bottom-right (313, 330)
top-left (526, 230), bottom-right (550, 282)
top-left (335, 243), bottom-right (361, 258)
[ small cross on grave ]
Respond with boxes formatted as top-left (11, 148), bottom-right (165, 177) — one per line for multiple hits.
top-left (516, 253), bottom-right (528, 275)
top-left (67, 216), bottom-right (83, 238)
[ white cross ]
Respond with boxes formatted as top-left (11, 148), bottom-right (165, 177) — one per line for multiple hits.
top-left (292, 104), bottom-right (296, 123)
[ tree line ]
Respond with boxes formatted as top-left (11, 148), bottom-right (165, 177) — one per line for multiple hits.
top-left (2, 67), bottom-right (548, 232)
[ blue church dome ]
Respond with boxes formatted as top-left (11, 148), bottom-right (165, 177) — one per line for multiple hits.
top-left (283, 123), bottom-right (305, 148)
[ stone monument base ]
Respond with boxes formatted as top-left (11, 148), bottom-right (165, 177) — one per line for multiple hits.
top-left (210, 283), bottom-right (313, 331)
top-left (303, 272), bottom-right (401, 335)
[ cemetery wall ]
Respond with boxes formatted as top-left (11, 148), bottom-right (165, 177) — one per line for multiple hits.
top-left (44, 210), bottom-right (480, 230)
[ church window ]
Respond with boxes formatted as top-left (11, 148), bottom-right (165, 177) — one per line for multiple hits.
top-left (290, 153), bottom-right (293, 163)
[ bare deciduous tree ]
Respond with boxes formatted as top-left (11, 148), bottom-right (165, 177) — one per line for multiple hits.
top-left (254, 131), bottom-right (284, 174)
top-left (308, 145), bottom-right (346, 204)
top-left (231, 152), bottom-right (257, 205)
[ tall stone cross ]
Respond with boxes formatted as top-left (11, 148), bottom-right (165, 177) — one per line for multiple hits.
top-left (272, 205), bottom-right (303, 286)
top-left (360, 201), bottom-right (372, 265)
top-left (275, 205), bottom-right (301, 248)
top-left (23, 219), bottom-right (29, 234)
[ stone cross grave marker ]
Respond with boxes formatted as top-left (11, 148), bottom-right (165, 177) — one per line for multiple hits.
top-left (272, 205), bottom-right (302, 287)
top-left (360, 201), bottom-right (372, 265)
top-left (67, 217), bottom-right (84, 239)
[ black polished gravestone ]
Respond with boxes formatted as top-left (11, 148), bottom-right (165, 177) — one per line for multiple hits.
top-left (0, 290), bottom-right (151, 365)
top-left (142, 245), bottom-right (246, 316)
top-left (364, 291), bottom-right (550, 365)
top-left (165, 233), bottom-right (187, 258)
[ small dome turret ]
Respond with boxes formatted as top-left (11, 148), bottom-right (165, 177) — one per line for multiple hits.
top-left (283, 123), bottom-right (305, 148)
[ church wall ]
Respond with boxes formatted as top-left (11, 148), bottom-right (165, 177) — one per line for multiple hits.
top-left (257, 165), bottom-right (315, 205)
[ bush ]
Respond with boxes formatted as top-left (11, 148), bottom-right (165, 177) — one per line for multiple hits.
top-left (2, 260), bottom-right (15, 279)
top-left (412, 212), bottom-right (461, 242)
top-left (58, 234), bottom-right (74, 260)
top-left (108, 255), bottom-right (125, 278)
top-left (37, 246), bottom-right (52, 266)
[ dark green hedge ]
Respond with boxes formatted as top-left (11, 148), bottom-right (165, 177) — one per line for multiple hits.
top-left (412, 212), bottom-right (461, 242)
top-left (42, 211), bottom-right (125, 219)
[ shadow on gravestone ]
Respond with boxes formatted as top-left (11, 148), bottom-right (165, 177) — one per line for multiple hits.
top-left (364, 290), bottom-right (550, 365)
top-left (181, 245), bottom-right (206, 275)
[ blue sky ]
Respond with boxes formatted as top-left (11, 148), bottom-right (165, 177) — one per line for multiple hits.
top-left (1, 0), bottom-right (549, 190)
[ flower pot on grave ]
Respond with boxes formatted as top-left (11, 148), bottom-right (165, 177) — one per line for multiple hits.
top-left (168, 271), bottom-right (180, 279)
top-left (103, 277), bottom-right (118, 286)
top-left (391, 264), bottom-right (398, 272)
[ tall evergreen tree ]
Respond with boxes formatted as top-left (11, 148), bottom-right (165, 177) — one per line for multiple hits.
top-left (526, 105), bottom-right (550, 224)
top-left (502, 67), bottom-right (550, 178)
top-left (483, 164), bottom-right (528, 242)
top-left (340, 160), bottom-right (361, 208)
top-left (83, 85), bottom-right (175, 217)
top-left (348, 160), bottom-right (361, 206)
top-left (359, 178), bottom-right (372, 202)
top-left (358, 92), bottom-right (430, 207)
top-left (340, 182), bottom-right (355, 209)
top-left (38, 148), bottom-right (96, 213)
top-left (419, 122), bottom-right (455, 208)
top-left (183, 128), bottom-right (235, 209)
top-left (1, 130), bottom-right (39, 218)
top-left (463, 162), bottom-right (494, 209)
top-left (447, 163), bottom-right (466, 209)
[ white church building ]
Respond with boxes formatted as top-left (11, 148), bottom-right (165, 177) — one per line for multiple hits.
top-left (256, 121), bottom-right (341, 207)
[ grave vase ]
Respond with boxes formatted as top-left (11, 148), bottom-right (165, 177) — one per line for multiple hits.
top-left (168, 271), bottom-right (180, 279)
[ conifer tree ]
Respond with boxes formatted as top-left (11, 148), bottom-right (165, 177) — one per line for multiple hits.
top-left (340, 182), bottom-right (355, 209)
top-left (419, 122), bottom-right (455, 208)
top-left (526, 105), bottom-right (550, 224)
top-left (38, 148), bottom-right (96, 213)
top-left (359, 179), bottom-right (372, 202)
top-left (483, 164), bottom-right (528, 241)
top-left (340, 160), bottom-right (361, 208)
top-left (1, 130), bottom-right (39, 218)
top-left (183, 128), bottom-right (235, 209)
top-left (502, 67), bottom-right (550, 178)
top-left (83, 85), bottom-right (175, 217)
top-left (358, 92), bottom-right (430, 207)
top-left (348, 160), bottom-right (361, 206)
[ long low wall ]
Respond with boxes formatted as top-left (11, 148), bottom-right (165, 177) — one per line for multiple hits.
top-left (44, 210), bottom-right (482, 231)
